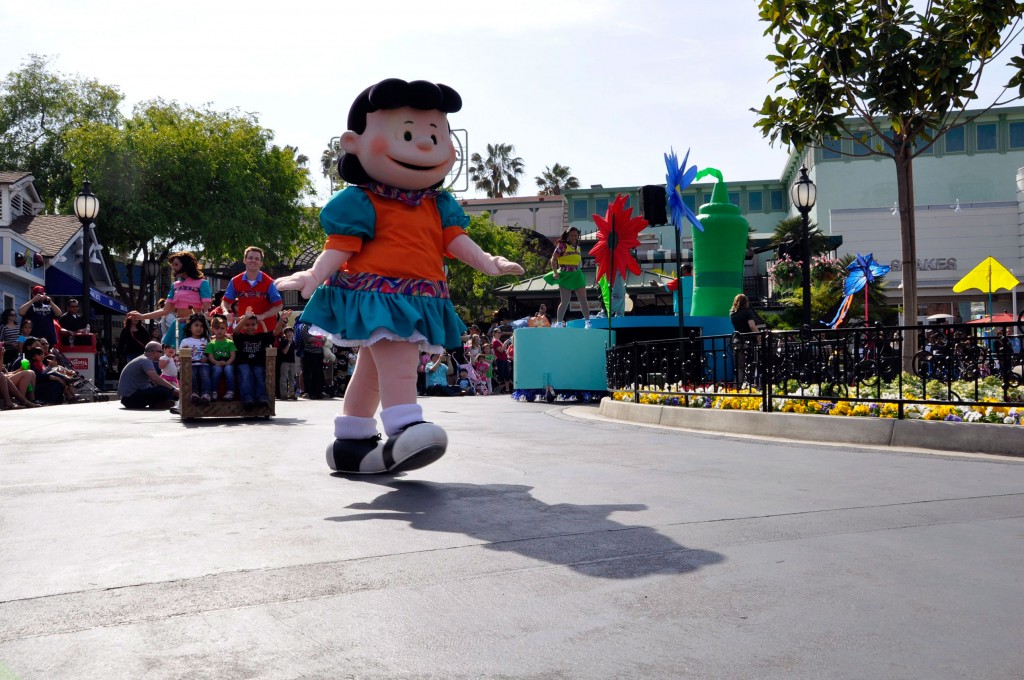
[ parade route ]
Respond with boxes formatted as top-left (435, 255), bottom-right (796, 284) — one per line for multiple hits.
top-left (1, 397), bottom-right (1022, 679)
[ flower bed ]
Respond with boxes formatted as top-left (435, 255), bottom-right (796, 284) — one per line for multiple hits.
top-left (611, 374), bottom-right (1024, 426)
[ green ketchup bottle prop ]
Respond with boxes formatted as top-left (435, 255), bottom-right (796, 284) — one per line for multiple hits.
top-left (690, 168), bottom-right (750, 317)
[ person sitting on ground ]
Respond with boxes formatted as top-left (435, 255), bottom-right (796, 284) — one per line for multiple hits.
top-left (424, 350), bottom-right (462, 396)
top-left (0, 363), bottom-right (39, 408)
top-left (42, 353), bottom-right (79, 402)
top-left (25, 347), bottom-right (64, 405)
top-left (118, 341), bottom-right (179, 410)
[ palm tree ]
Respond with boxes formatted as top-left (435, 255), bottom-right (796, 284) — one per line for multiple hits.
top-left (321, 138), bottom-right (343, 192)
top-left (770, 215), bottom-right (829, 261)
top-left (469, 143), bottom-right (525, 198)
top-left (535, 163), bottom-right (580, 195)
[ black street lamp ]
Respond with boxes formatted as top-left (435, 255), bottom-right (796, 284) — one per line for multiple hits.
top-left (790, 166), bottom-right (817, 327)
top-left (73, 180), bottom-right (100, 329)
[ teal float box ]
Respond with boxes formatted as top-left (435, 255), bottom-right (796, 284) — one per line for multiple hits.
top-left (512, 327), bottom-right (612, 392)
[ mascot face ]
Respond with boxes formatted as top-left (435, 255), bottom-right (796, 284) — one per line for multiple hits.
top-left (341, 106), bottom-right (456, 191)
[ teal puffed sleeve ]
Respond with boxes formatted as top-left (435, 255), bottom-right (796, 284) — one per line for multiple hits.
top-left (436, 191), bottom-right (471, 228)
top-left (319, 187), bottom-right (377, 239)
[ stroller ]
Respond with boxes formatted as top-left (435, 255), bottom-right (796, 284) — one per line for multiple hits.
top-left (460, 362), bottom-right (490, 396)
top-left (48, 347), bottom-right (108, 402)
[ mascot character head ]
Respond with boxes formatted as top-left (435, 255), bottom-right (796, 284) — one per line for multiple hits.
top-left (339, 78), bottom-right (462, 191)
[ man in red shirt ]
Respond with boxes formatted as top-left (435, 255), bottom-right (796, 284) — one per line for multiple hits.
top-left (221, 246), bottom-right (283, 333)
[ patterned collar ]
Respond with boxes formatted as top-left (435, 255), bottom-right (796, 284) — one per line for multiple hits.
top-left (360, 182), bottom-right (440, 207)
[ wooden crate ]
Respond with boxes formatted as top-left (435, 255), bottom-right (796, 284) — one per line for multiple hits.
top-left (179, 348), bottom-right (277, 420)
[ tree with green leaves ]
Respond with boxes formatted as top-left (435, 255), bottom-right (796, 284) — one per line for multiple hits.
top-left (755, 0), bottom-right (1024, 369)
top-left (535, 163), bottom-right (580, 196)
top-left (770, 215), bottom-right (829, 261)
top-left (469, 143), bottom-right (525, 198)
top-left (446, 212), bottom-right (546, 322)
top-left (0, 54), bottom-right (123, 212)
top-left (776, 253), bottom-right (893, 328)
top-left (65, 99), bottom-right (316, 310)
top-left (321, 137), bottom-right (343, 194)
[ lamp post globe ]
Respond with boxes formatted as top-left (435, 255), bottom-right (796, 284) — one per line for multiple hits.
top-left (72, 181), bottom-right (100, 330)
top-left (790, 166), bottom-right (817, 327)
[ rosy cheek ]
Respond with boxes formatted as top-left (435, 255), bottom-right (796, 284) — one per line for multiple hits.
top-left (369, 136), bottom-right (390, 156)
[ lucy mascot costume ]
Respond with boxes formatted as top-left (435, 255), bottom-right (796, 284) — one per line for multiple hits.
top-left (277, 79), bottom-right (523, 474)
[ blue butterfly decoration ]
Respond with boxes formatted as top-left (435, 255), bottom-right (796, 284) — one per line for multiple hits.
top-left (827, 253), bottom-right (890, 328)
top-left (843, 253), bottom-right (890, 296)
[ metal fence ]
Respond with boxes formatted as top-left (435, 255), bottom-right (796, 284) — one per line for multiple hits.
top-left (606, 322), bottom-right (1024, 416)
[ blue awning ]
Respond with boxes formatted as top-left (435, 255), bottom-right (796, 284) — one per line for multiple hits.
top-left (44, 267), bottom-right (130, 315)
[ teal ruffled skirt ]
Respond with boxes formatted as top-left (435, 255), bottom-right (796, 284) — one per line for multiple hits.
top-left (299, 271), bottom-right (466, 351)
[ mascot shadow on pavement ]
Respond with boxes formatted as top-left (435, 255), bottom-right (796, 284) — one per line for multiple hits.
top-left (326, 481), bottom-right (725, 579)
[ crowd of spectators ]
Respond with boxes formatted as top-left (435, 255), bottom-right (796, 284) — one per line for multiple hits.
top-left (3, 267), bottom-right (557, 413)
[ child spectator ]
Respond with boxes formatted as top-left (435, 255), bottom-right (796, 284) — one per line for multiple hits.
top-left (205, 315), bottom-right (237, 400)
top-left (179, 314), bottom-right (212, 405)
top-left (232, 307), bottom-right (286, 410)
top-left (416, 351), bottom-right (430, 396)
top-left (276, 325), bottom-right (297, 400)
top-left (158, 344), bottom-right (179, 386)
top-left (42, 353), bottom-right (79, 402)
top-left (26, 347), bottom-right (64, 404)
top-left (471, 355), bottom-right (491, 395)
top-left (455, 367), bottom-right (476, 396)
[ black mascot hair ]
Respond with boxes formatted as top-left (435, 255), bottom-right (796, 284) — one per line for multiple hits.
top-left (339, 78), bottom-right (462, 187)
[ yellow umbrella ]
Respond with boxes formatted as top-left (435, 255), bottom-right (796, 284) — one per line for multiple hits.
top-left (952, 256), bottom-right (1020, 316)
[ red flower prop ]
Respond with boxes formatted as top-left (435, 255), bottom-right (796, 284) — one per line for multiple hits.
top-left (590, 193), bottom-right (649, 283)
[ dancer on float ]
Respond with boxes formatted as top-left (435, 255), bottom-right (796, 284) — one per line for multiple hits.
top-left (276, 78), bottom-right (523, 474)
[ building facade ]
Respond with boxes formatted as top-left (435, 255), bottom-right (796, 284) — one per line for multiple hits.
top-left (558, 105), bottom-right (1024, 323)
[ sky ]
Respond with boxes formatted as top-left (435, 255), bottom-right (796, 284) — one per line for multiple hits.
top-left (3, 0), bottom-right (1021, 202)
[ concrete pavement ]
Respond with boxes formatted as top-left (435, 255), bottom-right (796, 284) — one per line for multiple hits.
top-left (1, 396), bottom-right (1023, 679)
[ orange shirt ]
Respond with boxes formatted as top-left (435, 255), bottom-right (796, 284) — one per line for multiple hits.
top-left (321, 188), bottom-right (467, 281)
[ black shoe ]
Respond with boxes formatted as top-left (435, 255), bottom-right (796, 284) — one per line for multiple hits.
top-left (256, 397), bottom-right (270, 408)
top-left (327, 434), bottom-right (385, 473)
top-left (242, 400), bottom-right (256, 411)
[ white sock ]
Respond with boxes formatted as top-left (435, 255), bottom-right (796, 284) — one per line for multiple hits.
top-left (380, 403), bottom-right (423, 437)
top-left (334, 415), bottom-right (379, 440)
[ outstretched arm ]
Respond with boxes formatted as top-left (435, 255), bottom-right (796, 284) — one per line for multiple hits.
top-left (275, 249), bottom-right (352, 299)
top-left (447, 235), bottom-right (524, 277)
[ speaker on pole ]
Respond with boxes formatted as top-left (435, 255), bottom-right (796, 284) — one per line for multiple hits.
top-left (640, 185), bottom-right (668, 226)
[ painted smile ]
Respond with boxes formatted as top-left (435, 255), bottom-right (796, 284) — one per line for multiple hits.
top-left (390, 157), bottom-right (440, 171)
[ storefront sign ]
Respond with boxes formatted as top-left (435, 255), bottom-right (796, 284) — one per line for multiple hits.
top-left (889, 258), bottom-right (957, 272)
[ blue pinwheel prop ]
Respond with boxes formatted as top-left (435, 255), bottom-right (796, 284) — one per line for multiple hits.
top-left (827, 253), bottom-right (890, 328)
top-left (665, 147), bottom-right (702, 233)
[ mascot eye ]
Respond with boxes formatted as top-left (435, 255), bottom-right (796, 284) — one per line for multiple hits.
top-left (403, 131), bottom-right (412, 142)
top-left (431, 135), bottom-right (438, 145)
